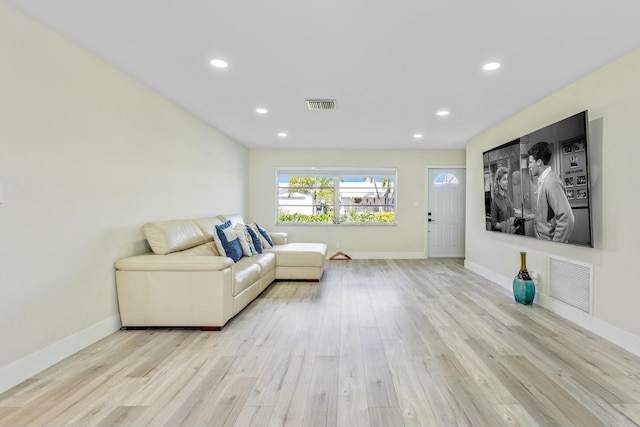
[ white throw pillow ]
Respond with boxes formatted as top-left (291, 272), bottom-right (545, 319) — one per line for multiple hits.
top-left (234, 223), bottom-right (255, 257)
top-left (251, 222), bottom-right (273, 248)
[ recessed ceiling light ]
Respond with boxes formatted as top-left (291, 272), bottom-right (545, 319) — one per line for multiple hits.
top-left (278, 132), bottom-right (288, 137)
top-left (483, 62), bottom-right (501, 71)
top-left (210, 59), bottom-right (228, 68)
top-left (436, 110), bottom-right (449, 116)
top-left (256, 108), bottom-right (268, 114)
top-left (413, 134), bottom-right (423, 139)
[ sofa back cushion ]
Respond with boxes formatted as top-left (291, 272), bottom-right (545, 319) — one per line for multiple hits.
top-left (193, 217), bottom-right (224, 241)
top-left (142, 219), bottom-right (206, 255)
top-left (217, 214), bottom-right (245, 226)
top-left (166, 241), bottom-right (220, 257)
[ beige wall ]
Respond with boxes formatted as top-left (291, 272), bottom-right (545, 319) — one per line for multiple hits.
top-left (248, 150), bottom-right (465, 258)
top-left (465, 49), bottom-right (640, 342)
top-left (0, 3), bottom-right (248, 389)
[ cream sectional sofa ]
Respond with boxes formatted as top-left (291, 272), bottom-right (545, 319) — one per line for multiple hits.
top-left (115, 214), bottom-right (327, 330)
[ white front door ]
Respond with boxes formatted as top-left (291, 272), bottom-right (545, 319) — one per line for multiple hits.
top-left (427, 168), bottom-right (466, 258)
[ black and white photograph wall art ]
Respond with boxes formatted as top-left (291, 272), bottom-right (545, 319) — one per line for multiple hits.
top-left (482, 111), bottom-right (593, 247)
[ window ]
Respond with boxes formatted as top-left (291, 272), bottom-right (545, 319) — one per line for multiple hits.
top-left (434, 172), bottom-right (459, 185)
top-left (276, 167), bottom-right (397, 224)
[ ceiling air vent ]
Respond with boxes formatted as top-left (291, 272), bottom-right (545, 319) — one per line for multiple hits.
top-left (306, 99), bottom-right (337, 110)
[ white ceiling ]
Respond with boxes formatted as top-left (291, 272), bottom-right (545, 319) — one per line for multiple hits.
top-left (8, 0), bottom-right (640, 150)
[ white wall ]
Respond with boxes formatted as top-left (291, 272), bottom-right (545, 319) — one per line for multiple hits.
top-left (248, 150), bottom-right (465, 258)
top-left (0, 3), bottom-right (248, 392)
top-left (465, 48), bottom-right (640, 353)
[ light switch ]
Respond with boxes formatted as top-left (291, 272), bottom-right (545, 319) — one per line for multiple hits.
top-left (413, 200), bottom-right (420, 208)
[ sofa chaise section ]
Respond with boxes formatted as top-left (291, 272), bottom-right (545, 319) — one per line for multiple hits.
top-left (266, 243), bottom-right (327, 280)
top-left (219, 214), bottom-right (328, 281)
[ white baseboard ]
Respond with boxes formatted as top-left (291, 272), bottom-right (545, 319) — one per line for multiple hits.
top-left (333, 251), bottom-right (425, 260)
top-left (464, 259), bottom-right (512, 291)
top-left (464, 260), bottom-right (640, 358)
top-left (0, 315), bottom-right (121, 394)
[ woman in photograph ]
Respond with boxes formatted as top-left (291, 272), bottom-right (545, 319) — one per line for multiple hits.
top-left (490, 166), bottom-right (516, 233)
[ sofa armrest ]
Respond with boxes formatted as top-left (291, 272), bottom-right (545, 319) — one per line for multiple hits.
top-left (270, 232), bottom-right (288, 245)
top-left (115, 255), bottom-right (234, 271)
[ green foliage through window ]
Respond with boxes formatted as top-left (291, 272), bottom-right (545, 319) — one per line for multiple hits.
top-left (276, 168), bottom-right (397, 225)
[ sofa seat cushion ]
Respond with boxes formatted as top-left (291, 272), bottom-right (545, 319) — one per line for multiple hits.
top-left (233, 261), bottom-right (261, 297)
top-left (250, 253), bottom-right (276, 273)
top-left (266, 243), bottom-right (327, 267)
top-left (234, 253), bottom-right (275, 276)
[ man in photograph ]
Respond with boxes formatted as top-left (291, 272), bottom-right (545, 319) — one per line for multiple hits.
top-left (528, 141), bottom-right (575, 242)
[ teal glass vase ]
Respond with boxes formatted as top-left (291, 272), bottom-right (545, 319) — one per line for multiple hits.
top-left (513, 252), bottom-right (535, 305)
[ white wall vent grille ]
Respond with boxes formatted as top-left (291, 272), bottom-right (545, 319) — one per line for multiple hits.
top-left (549, 255), bottom-right (593, 315)
top-left (306, 99), bottom-right (337, 110)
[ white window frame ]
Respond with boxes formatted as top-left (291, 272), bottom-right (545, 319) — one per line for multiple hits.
top-left (275, 167), bottom-right (397, 225)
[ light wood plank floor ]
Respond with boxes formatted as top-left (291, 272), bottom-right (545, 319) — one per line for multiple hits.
top-left (2, 259), bottom-right (640, 427)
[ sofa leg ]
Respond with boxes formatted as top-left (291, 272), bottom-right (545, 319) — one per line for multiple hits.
top-left (201, 326), bottom-right (221, 332)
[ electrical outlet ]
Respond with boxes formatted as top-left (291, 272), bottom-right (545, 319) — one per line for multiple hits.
top-left (336, 242), bottom-right (340, 249)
